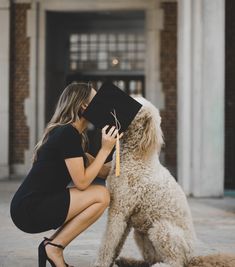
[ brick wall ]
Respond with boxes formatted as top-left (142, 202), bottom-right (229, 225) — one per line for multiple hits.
top-left (9, 3), bottom-right (30, 165)
top-left (160, 2), bottom-right (177, 176)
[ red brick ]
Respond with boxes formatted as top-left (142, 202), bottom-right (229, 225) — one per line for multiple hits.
top-left (9, 3), bottom-right (30, 165)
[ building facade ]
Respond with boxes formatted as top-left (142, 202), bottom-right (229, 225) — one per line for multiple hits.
top-left (0, 0), bottom-right (232, 197)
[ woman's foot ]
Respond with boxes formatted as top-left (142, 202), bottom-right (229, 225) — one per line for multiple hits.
top-left (42, 237), bottom-right (74, 267)
top-left (45, 242), bottom-right (67, 267)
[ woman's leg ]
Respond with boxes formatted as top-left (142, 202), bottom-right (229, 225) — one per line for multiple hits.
top-left (45, 184), bottom-right (110, 267)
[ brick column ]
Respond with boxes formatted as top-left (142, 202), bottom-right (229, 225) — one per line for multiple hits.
top-left (160, 2), bottom-right (177, 176)
top-left (9, 3), bottom-right (30, 175)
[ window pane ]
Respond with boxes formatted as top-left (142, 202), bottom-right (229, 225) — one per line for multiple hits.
top-left (128, 34), bottom-right (135, 42)
top-left (70, 44), bottom-right (79, 52)
top-left (118, 43), bottom-right (125, 51)
top-left (109, 34), bottom-right (116, 42)
top-left (98, 61), bottom-right (108, 70)
top-left (90, 34), bottom-right (97, 42)
top-left (99, 43), bottom-right (107, 50)
top-left (70, 34), bottom-right (79, 43)
top-left (81, 53), bottom-right (87, 61)
top-left (70, 53), bottom-right (79, 61)
top-left (81, 44), bottom-right (88, 51)
top-left (118, 34), bottom-right (125, 42)
top-left (128, 43), bottom-right (135, 50)
top-left (117, 80), bottom-right (125, 90)
top-left (90, 43), bottom-right (97, 51)
top-left (99, 34), bottom-right (106, 42)
top-left (70, 61), bottom-right (77, 70)
top-left (81, 34), bottom-right (88, 42)
top-left (90, 52), bottom-right (97, 60)
top-left (98, 52), bottom-right (107, 60)
top-left (109, 43), bottom-right (116, 51)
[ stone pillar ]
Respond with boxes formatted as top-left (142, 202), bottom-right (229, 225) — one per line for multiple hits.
top-left (177, 0), bottom-right (192, 195)
top-left (24, 1), bottom-right (39, 171)
top-left (145, 0), bottom-right (164, 109)
top-left (177, 0), bottom-right (225, 197)
top-left (192, 0), bottom-right (225, 196)
top-left (0, 0), bottom-right (10, 179)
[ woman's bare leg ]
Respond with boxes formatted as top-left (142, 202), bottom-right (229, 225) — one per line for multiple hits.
top-left (45, 184), bottom-right (110, 267)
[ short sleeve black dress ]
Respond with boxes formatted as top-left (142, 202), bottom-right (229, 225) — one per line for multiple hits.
top-left (10, 124), bottom-right (97, 234)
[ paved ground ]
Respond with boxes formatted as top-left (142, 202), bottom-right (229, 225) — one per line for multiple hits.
top-left (0, 179), bottom-right (235, 267)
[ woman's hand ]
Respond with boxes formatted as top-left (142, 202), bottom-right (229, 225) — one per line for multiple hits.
top-left (101, 125), bottom-right (123, 153)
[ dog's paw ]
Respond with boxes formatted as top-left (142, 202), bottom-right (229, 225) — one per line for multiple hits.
top-left (151, 264), bottom-right (172, 267)
top-left (115, 257), bottom-right (150, 267)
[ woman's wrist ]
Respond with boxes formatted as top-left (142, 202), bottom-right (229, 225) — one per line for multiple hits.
top-left (100, 147), bottom-right (112, 156)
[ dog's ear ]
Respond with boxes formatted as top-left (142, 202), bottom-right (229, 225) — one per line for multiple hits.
top-left (137, 108), bottom-right (164, 159)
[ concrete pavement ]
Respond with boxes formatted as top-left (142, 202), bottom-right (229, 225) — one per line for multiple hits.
top-left (0, 179), bottom-right (234, 267)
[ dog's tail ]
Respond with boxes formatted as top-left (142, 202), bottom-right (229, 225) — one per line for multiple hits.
top-left (115, 254), bottom-right (235, 267)
top-left (187, 253), bottom-right (235, 267)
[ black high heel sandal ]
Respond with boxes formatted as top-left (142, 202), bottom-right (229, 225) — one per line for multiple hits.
top-left (38, 238), bottom-right (69, 267)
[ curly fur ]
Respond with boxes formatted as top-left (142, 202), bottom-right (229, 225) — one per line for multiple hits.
top-left (188, 254), bottom-right (235, 267)
top-left (94, 96), bottom-right (234, 267)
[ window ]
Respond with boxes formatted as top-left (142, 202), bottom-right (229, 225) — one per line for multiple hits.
top-left (69, 33), bottom-right (145, 72)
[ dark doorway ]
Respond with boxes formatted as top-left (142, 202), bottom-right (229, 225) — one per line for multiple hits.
top-left (45, 11), bottom-right (145, 123)
top-left (225, 0), bottom-right (235, 189)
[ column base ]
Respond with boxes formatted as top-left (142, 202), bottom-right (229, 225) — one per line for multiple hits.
top-left (0, 165), bottom-right (10, 180)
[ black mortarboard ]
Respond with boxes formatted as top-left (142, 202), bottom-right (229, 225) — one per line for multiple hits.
top-left (82, 82), bottom-right (143, 134)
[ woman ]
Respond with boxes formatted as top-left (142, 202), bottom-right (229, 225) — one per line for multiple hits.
top-left (10, 82), bottom-right (123, 267)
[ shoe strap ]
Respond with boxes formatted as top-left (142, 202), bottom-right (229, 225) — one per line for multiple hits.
top-left (45, 241), bottom-right (65, 250)
top-left (43, 236), bottom-right (52, 241)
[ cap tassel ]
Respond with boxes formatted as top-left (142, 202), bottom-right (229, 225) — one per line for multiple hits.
top-left (110, 109), bottom-right (121, 177)
top-left (115, 133), bottom-right (120, 176)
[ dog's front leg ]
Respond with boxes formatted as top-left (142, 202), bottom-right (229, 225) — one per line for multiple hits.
top-left (94, 211), bottom-right (131, 267)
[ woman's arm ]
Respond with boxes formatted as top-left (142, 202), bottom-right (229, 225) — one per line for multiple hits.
top-left (65, 148), bottom-right (110, 190)
top-left (65, 125), bottom-right (121, 191)
top-left (86, 152), bottom-right (112, 179)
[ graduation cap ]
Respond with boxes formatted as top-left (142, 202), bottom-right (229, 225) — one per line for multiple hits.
top-left (82, 82), bottom-right (143, 176)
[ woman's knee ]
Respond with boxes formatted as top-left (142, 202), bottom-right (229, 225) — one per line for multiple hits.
top-left (94, 185), bottom-right (110, 207)
top-left (69, 184), bottom-right (110, 209)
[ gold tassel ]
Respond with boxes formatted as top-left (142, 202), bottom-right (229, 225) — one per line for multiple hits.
top-left (115, 132), bottom-right (120, 177)
top-left (110, 109), bottom-right (121, 177)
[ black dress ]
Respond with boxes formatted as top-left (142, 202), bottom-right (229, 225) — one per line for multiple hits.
top-left (10, 124), bottom-right (105, 234)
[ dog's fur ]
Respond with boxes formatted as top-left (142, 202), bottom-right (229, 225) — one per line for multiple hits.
top-left (94, 96), bottom-right (234, 267)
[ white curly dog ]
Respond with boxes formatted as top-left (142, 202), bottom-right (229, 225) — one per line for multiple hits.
top-left (94, 96), bottom-right (197, 267)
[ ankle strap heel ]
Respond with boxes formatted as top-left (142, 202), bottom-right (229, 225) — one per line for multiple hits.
top-left (45, 241), bottom-right (65, 250)
top-left (39, 238), bottom-right (71, 267)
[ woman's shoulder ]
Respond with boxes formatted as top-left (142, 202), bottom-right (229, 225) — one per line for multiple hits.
top-left (53, 124), bottom-right (82, 140)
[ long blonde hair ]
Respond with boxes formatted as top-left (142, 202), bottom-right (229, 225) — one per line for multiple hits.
top-left (32, 82), bottom-right (92, 164)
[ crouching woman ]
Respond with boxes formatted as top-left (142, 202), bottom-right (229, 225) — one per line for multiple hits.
top-left (10, 82), bottom-right (122, 267)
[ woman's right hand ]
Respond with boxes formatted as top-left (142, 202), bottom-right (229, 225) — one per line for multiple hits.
top-left (101, 125), bottom-right (123, 152)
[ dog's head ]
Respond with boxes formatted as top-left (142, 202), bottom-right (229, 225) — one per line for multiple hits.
top-left (122, 96), bottom-right (164, 160)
